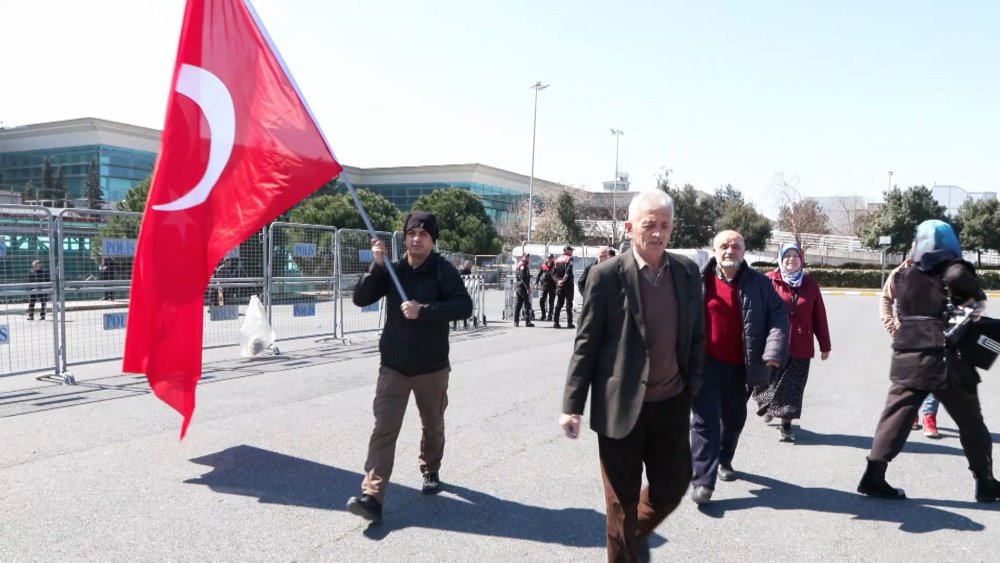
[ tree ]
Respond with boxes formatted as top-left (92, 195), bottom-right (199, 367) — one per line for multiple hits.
top-left (41, 157), bottom-right (55, 203)
top-left (411, 188), bottom-right (502, 254)
top-left (771, 172), bottom-right (830, 249)
top-left (115, 177), bottom-right (151, 212)
top-left (712, 185), bottom-right (772, 251)
top-left (554, 191), bottom-right (586, 244)
top-left (659, 177), bottom-right (717, 249)
top-left (54, 166), bottom-right (68, 207)
top-left (776, 200), bottom-right (830, 245)
top-left (857, 186), bottom-right (948, 253)
top-left (85, 158), bottom-right (106, 210)
top-left (954, 198), bottom-right (1000, 267)
top-left (289, 189), bottom-right (400, 232)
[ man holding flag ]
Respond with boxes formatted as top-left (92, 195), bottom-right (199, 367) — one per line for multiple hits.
top-left (346, 211), bottom-right (473, 524)
top-left (123, 0), bottom-right (343, 437)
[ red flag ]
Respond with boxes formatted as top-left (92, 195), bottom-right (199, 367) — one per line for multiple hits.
top-left (123, 0), bottom-right (342, 437)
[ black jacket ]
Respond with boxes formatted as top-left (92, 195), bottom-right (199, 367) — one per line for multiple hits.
top-left (891, 260), bottom-right (986, 389)
top-left (353, 252), bottom-right (473, 376)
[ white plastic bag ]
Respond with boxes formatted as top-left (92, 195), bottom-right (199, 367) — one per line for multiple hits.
top-left (240, 295), bottom-right (276, 357)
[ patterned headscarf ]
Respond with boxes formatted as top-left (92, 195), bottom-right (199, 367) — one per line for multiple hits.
top-left (912, 220), bottom-right (961, 272)
top-left (778, 242), bottom-right (804, 288)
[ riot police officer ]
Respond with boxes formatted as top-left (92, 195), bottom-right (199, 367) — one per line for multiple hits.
top-left (552, 246), bottom-right (576, 329)
top-left (535, 254), bottom-right (556, 321)
top-left (513, 253), bottom-right (535, 327)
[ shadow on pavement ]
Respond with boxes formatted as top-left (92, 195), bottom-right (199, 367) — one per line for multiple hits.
top-left (186, 444), bottom-right (644, 548)
top-left (697, 471), bottom-right (990, 533)
top-left (792, 428), bottom-right (968, 456)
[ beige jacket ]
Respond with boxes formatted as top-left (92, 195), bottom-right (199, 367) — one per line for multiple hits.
top-left (879, 259), bottom-right (913, 336)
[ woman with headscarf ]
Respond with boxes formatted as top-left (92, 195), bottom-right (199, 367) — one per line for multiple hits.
top-left (858, 220), bottom-right (999, 502)
top-left (752, 242), bottom-right (831, 442)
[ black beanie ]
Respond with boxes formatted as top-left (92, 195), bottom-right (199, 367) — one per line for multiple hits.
top-left (403, 210), bottom-right (439, 242)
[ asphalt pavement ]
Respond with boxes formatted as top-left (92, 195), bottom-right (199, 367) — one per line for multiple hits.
top-left (2, 293), bottom-right (999, 562)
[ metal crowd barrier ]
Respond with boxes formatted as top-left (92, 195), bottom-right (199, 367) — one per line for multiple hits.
top-left (0, 204), bottom-right (503, 382)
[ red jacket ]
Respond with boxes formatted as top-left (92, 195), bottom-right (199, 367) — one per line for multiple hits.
top-left (766, 270), bottom-right (831, 359)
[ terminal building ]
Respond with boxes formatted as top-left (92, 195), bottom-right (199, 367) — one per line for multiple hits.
top-left (0, 118), bottom-right (575, 224)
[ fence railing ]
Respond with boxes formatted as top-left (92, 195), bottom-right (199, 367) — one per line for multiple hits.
top-left (0, 206), bottom-right (490, 382)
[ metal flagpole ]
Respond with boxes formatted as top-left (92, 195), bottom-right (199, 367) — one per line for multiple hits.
top-left (338, 171), bottom-right (409, 302)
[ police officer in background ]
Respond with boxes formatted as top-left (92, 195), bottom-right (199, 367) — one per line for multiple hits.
top-left (552, 246), bottom-right (576, 329)
top-left (536, 254), bottom-right (557, 321)
top-left (513, 253), bottom-right (535, 327)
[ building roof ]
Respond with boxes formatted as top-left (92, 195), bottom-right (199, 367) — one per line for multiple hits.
top-left (0, 118), bottom-right (161, 154)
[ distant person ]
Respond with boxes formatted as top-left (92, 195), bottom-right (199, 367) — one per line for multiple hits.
top-left (513, 253), bottom-right (535, 327)
top-left (535, 255), bottom-right (556, 321)
top-left (26, 260), bottom-right (51, 321)
top-left (751, 243), bottom-right (831, 442)
top-left (858, 220), bottom-right (998, 503)
top-left (99, 257), bottom-right (116, 301)
top-left (578, 246), bottom-right (610, 295)
top-left (551, 246), bottom-right (576, 329)
top-left (346, 211), bottom-right (473, 523)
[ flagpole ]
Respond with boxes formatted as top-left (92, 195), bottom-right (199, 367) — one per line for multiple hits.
top-left (338, 171), bottom-right (409, 302)
top-left (241, 1), bottom-right (408, 302)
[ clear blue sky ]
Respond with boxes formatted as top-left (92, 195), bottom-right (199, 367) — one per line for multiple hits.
top-left (3, 0), bottom-right (998, 216)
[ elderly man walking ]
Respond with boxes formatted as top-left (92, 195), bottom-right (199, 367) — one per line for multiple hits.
top-left (690, 230), bottom-right (788, 505)
top-left (561, 190), bottom-right (705, 562)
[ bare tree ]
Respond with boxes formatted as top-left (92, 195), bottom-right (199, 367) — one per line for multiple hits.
top-left (771, 172), bottom-right (830, 250)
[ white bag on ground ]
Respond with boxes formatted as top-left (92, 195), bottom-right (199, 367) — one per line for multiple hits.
top-left (240, 295), bottom-right (276, 357)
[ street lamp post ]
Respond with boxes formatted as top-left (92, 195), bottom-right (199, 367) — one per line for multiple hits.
top-left (887, 171), bottom-right (893, 191)
top-left (527, 81), bottom-right (549, 243)
top-left (610, 128), bottom-right (624, 247)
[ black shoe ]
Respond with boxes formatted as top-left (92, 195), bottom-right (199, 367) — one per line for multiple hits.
top-left (26, 316), bottom-right (34, 321)
top-left (346, 494), bottom-right (383, 523)
top-left (422, 471), bottom-right (441, 495)
top-left (566, 323), bottom-right (575, 329)
top-left (691, 485), bottom-right (713, 505)
top-left (779, 422), bottom-right (795, 442)
top-left (974, 471), bottom-right (1000, 503)
top-left (514, 322), bottom-right (519, 327)
top-left (718, 463), bottom-right (737, 482)
top-left (857, 459), bottom-right (906, 499)
top-left (634, 534), bottom-right (651, 563)
top-left (553, 322), bottom-right (562, 329)
top-left (525, 322), bottom-right (535, 327)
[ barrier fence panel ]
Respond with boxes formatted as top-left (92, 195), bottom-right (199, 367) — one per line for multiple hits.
top-left (0, 205), bottom-right (60, 378)
top-left (202, 228), bottom-right (268, 348)
top-left (267, 222), bottom-right (338, 341)
top-left (57, 208), bottom-right (141, 372)
top-left (337, 229), bottom-right (393, 339)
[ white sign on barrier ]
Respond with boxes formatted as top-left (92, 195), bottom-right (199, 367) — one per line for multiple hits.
top-left (0, 324), bottom-right (9, 344)
top-left (102, 239), bottom-right (137, 257)
top-left (358, 249), bottom-right (374, 263)
top-left (103, 312), bottom-right (128, 330)
top-left (209, 305), bottom-right (239, 321)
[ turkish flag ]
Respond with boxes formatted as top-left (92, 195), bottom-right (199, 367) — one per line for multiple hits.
top-left (123, 0), bottom-right (342, 437)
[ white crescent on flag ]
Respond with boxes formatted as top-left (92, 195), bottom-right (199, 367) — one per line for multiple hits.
top-left (152, 64), bottom-right (236, 212)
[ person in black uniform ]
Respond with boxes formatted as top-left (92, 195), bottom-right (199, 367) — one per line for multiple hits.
top-left (536, 254), bottom-right (556, 321)
top-left (513, 253), bottom-right (535, 327)
top-left (857, 220), bottom-right (1000, 503)
top-left (27, 260), bottom-right (51, 321)
top-left (552, 246), bottom-right (576, 329)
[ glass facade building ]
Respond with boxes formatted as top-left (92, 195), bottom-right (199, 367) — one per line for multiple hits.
top-left (361, 181), bottom-right (526, 224)
top-left (0, 145), bottom-right (155, 203)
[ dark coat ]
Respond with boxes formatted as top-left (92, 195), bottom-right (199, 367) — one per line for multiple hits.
top-left (353, 252), bottom-right (473, 376)
top-left (890, 260), bottom-right (986, 390)
top-left (702, 258), bottom-right (789, 387)
top-left (563, 250), bottom-right (706, 439)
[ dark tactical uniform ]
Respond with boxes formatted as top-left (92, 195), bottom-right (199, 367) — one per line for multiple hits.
top-left (514, 260), bottom-right (534, 326)
top-left (536, 261), bottom-right (556, 321)
top-left (552, 254), bottom-right (575, 328)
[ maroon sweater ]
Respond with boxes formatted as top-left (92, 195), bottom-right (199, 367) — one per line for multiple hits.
top-left (704, 273), bottom-right (744, 364)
